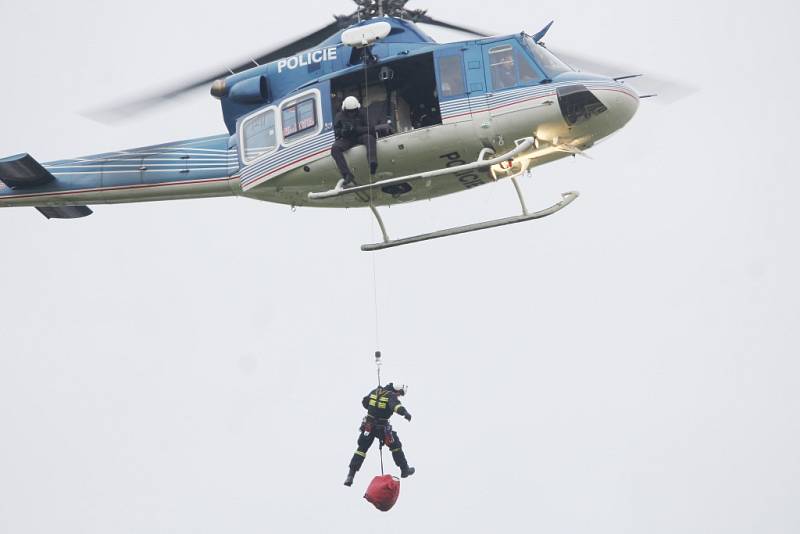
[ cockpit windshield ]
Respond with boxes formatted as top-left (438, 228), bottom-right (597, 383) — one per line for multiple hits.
top-left (524, 37), bottom-right (572, 79)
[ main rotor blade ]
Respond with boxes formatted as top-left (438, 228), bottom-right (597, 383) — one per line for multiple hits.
top-left (86, 18), bottom-right (352, 123)
top-left (414, 14), bottom-right (491, 38)
top-left (550, 48), bottom-right (697, 104)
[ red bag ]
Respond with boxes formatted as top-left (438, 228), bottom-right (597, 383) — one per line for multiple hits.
top-left (364, 475), bottom-right (401, 511)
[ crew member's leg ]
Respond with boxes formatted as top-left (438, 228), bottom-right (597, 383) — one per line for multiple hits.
top-left (331, 138), bottom-right (356, 186)
top-left (360, 134), bottom-right (378, 175)
top-left (388, 431), bottom-right (415, 478)
top-left (345, 429), bottom-right (376, 486)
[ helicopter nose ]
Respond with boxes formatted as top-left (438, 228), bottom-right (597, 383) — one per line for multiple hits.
top-left (602, 82), bottom-right (640, 129)
top-left (555, 81), bottom-right (638, 133)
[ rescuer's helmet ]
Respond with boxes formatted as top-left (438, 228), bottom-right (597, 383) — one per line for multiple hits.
top-left (342, 96), bottom-right (361, 111)
top-left (387, 383), bottom-right (408, 396)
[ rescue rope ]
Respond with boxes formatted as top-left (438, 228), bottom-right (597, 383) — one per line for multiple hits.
top-left (363, 59), bottom-right (386, 478)
top-left (360, 48), bottom-right (383, 363)
top-left (371, 252), bottom-right (381, 349)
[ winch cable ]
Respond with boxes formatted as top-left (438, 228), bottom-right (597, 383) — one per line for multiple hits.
top-left (361, 49), bottom-right (381, 360)
top-left (363, 56), bottom-right (385, 477)
top-left (368, 172), bottom-right (381, 357)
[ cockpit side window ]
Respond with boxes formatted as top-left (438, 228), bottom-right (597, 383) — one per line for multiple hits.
top-left (241, 108), bottom-right (277, 163)
top-left (516, 48), bottom-right (546, 84)
top-left (524, 37), bottom-right (572, 79)
top-left (489, 45), bottom-right (517, 90)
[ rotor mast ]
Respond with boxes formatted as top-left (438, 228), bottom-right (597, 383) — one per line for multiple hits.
top-left (357, 0), bottom-right (419, 21)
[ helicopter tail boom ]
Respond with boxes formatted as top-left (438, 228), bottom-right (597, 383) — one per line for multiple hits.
top-left (0, 135), bottom-right (240, 216)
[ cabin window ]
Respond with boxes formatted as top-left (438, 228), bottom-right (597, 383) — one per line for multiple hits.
top-left (438, 55), bottom-right (466, 97)
top-left (241, 108), bottom-right (277, 163)
top-left (281, 98), bottom-right (318, 141)
top-left (489, 45), bottom-right (517, 90)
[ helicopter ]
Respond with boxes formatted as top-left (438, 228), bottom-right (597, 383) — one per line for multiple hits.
top-left (0, 0), bottom-right (679, 251)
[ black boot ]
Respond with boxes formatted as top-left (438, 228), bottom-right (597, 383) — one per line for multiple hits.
top-left (342, 173), bottom-right (356, 187)
top-left (344, 469), bottom-right (356, 487)
top-left (392, 447), bottom-right (413, 478)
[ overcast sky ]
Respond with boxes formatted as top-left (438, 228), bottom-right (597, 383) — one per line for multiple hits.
top-left (1, 1), bottom-right (798, 533)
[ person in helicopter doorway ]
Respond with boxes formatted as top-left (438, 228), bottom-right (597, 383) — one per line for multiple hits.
top-left (331, 96), bottom-right (378, 189)
top-left (344, 382), bottom-right (415, 487)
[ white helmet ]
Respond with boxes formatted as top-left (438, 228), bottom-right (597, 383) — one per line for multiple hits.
top-left (389, 383), bottom-right (408, 396)
top-left (342, 96), bottom-right (361, 111)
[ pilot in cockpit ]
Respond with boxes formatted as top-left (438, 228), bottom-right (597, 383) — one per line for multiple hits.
top-left (495, 58), bottom-right (517, 90)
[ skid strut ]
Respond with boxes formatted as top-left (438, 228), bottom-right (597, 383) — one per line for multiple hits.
top-left (369, 204), bottom-right (391, 243)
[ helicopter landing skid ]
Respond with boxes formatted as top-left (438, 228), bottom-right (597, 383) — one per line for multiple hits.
top-left (361, 185), bottom-right (579, 252)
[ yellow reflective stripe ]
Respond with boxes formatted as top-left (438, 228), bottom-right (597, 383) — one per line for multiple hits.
top-left (390, 448), bottom-right (401, 453)
top-left (369, 394), bottom-right (379, 407)
top-left (393, 404), bottom-right (403, 413)
top-left (355, 451), bottom-right (366, 457)
top-left (369, 392), bottom-right (390, 409)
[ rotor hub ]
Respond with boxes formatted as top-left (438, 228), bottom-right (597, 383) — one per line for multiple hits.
top-left (351, 0), bottom-right (427, 21)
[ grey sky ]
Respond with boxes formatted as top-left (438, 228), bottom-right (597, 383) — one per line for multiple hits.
top-left (1, 1), bottom-right (798, 533)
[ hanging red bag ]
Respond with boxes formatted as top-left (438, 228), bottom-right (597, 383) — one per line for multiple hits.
top-left (364, 475), bottom-right (401, 511)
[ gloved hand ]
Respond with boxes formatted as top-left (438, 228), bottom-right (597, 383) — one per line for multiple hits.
top-left (404, 412), bottom-right (412, 422)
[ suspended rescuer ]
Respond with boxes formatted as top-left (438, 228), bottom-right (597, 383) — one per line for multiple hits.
top-left (344, 382), bottom-right (415, 487)
top-left (331, 96), bottom-right (378, 189)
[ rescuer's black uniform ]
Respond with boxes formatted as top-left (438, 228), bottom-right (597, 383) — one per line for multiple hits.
top-left (344, 383), bottom-right (414, 487)
top-left (331, 108), bottom-right (378, 185)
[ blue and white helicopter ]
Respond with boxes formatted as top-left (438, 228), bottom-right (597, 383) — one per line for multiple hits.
top-left (0, 0), bottom-right (677, 251)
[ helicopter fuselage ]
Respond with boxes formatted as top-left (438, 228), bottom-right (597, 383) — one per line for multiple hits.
top-left (0, 20), bottom-right (638, 215)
